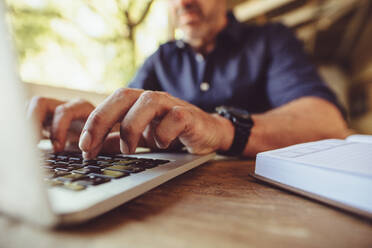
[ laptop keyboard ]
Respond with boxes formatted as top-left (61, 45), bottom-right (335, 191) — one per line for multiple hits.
top-left (42, 152), bottom-right (170, 191)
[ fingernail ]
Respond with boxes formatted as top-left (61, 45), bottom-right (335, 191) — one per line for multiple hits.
top-left (155, 139), bottom-right (168, 149)
top-left (120, 140), bottom-right (130, 154)
top-left (53, 140), bottom-right (61, 152)
top-left (82, 151), bottom-right (91, 160)
top-left (79, 130), bottom-right (92, 151)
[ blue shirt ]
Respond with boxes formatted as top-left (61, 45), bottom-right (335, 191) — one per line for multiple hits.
top-left (129, 13), bottom-right (343, 115)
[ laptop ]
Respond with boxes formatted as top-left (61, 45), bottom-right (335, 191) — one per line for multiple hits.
top-left (0, 2), bottom-right (215, 227)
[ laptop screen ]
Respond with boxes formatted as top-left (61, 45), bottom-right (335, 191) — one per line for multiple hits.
top-left (0, 1), bottom-right (57, 226)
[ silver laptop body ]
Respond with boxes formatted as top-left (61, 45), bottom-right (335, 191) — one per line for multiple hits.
top-left (0, 1), bottom-right (214, 227)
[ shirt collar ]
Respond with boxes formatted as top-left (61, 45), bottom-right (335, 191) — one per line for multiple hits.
top-left (217, 11), bottom-right (245, 44)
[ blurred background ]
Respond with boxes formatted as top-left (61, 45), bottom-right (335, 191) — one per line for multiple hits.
top-left (4, 0), bottom-right (372, 133)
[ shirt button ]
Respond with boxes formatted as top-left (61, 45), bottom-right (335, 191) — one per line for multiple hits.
top-left (195, 53), bottom-right (204, 63)
top-left (176, 40), bottom-right (185, 49)
top-left (200, 82), bottom-right (210, 92)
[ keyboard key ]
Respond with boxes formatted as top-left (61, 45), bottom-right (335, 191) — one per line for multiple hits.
top-left (43, 165), bottom-right (55, 170)
top-left (55, 161), bottom-right (69, 166)
top-left (56, 158), bottom-right (69, 163)
top-left (69, 157), bottom-right (82, 162)
top-left (45, 154), bottom-right (56, 159)
top-left (69, 162), bottom-right (83, 166)
top-left (66, 153), bottom-right (83, 159)
top-left (97, 160), bottom-right (113, 165)
top-left (44, 160), bottom-right (57, 166)
top-left (44, 169), bottom-right (58, 179)
top-left (63, 182), bottom-right (86, 191)
top-left (45, 178), bottom-right (64, 187)
top-left (56, 173), bottom-right (88, 182)
top-left (76, 176), bottom-right (111, 186)
top-left (45, 170), bottom-right (70, 179)
top-left (57, 155), bottom-right (69, 160)
top-left (73, 166), bottom-right (101, 175)
top-left (55, 167), bottom-right (73, 172)
top-left (92, 163), bottom-right (111, 169)
top-left (55, 170), bottom-right (70, 176)
top-left (83, 160), bottom-right (99, 166)
top-left (105, 165), bottom-right (145, 173)
top-left (68, 163), bottom-right (84, 169)
top-left (111, 159), bottom-right (141, 166)
top-left (90, 170), bottom-right (129, 179)
top-left (97, 155), bottom-right (113, 160)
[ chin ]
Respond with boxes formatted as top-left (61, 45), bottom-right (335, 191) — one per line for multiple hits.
top-left (181, 19), bottom-right (201, 28)
top-left (183, 28), bottom-right (199, 38)
top-left (183, 30), bottom-right (206, 46)
top-left (179, 23), bottom-right (207, 42)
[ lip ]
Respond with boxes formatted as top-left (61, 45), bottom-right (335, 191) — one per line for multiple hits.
top-left (179, 10), bottom-right (202, 25)
top-left (179, 8), bottom-right (200, 15)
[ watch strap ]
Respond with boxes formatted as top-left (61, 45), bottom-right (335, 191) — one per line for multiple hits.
top-left (216, 106), bottom-right (254, 156)
top-left (220, 124), bottom-right (250, 156)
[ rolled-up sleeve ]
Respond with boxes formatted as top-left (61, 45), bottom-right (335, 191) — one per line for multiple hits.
top-left (265, 23), bottom-right (345, 116)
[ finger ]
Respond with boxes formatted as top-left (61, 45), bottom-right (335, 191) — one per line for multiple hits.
top-left (27, 96), bottom-right (64, 139)
top-left (100, 132), bottom-right (121, 155)
top-left (141, 122), bottom-right (161, 150)
top-left (51, 99), bottom-right (94, 152)
top-left (154, 106), bottom-right (193, 149)
top-left (141, 120), bottom-right (183, 151)
top-left (82, 143), bottom-right (103, 160)
top-left (119, 91), bottom-right (180, 154)
top-left (79, 88), bottom-right (144, 156)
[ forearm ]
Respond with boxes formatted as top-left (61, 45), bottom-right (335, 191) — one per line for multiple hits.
top-left (244, 97), bottom-right (351, 157)
top-left (216, 97), bottom-right (351, 157)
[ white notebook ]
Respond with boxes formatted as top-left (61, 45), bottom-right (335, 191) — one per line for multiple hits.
top-left (254, 135), bottom-right (372, 219)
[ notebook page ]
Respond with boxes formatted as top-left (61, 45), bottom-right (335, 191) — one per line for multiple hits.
top-left (346, 134), bottom-right (372, 144)
top-left (269, 141), bottom-right (372, 177)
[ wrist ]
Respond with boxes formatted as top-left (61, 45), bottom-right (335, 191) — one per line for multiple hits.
top-left (215, 106), bottom-right (254, 156)
top-left (212, 113), bottom-right (235, 152)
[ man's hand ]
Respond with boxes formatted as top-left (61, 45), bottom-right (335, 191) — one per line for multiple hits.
top-left (27, 96), bottom-right (95, 152)
top-left (79, 88), bottom-right (234, 159)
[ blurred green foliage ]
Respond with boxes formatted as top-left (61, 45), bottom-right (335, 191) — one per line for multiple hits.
top-left (5, 0), bottom-right (169, 93)
top-left (7, 5), bottom-right (62, 58)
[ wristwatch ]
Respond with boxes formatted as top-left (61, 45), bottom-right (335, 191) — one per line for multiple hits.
top-left (215, 106), bottom-right (254, 156)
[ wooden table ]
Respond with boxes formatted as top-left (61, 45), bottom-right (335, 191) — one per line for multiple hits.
top-left (1, 159), bottom-right (371, 248)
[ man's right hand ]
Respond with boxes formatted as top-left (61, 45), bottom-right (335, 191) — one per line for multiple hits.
top-left (27, 96), bottom-right (95, 153)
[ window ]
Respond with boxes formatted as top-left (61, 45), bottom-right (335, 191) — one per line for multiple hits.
top-left (6, 0), bottom-right (171, 93)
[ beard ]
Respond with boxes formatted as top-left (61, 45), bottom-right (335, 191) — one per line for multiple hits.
top-left (175, 3), bottom-right (213, 48)
top-left (173, 1), bottom-right (227, 52)
top-left (182, 24), bottom-right (209, 48)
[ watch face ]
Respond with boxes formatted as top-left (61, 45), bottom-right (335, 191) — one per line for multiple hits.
top-left (216, 106), bottom-right (253, 126)
top-left (228, 107), bottom-right (251, 119)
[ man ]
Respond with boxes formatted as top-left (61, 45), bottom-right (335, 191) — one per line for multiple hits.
top-left (28, 0), bottom-right (350, 159)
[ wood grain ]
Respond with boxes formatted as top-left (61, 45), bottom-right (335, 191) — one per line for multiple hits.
top-left (0, 159), bottom-right (371, 248)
